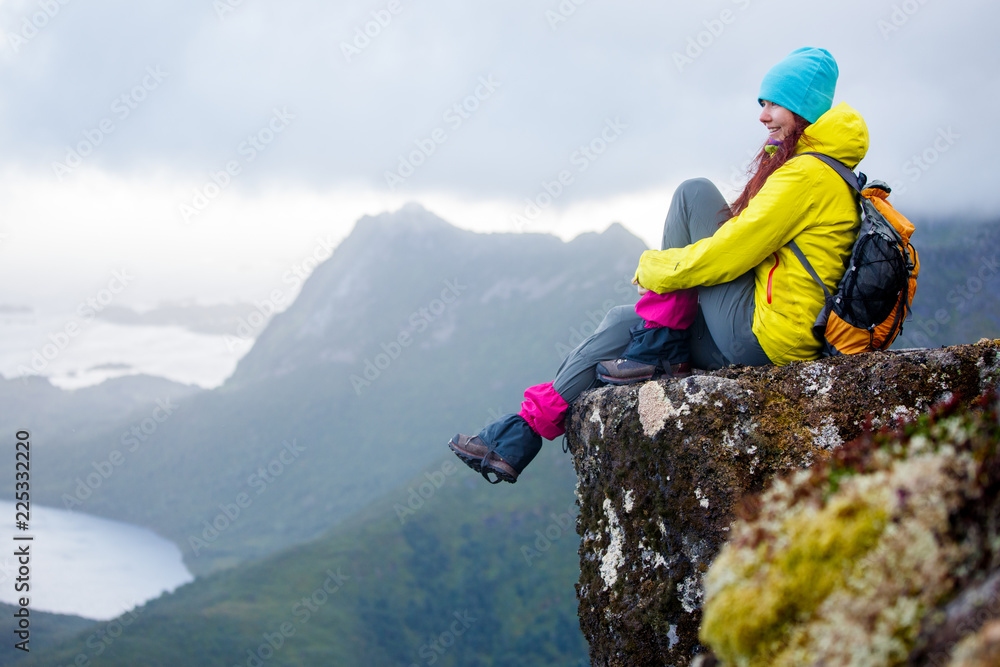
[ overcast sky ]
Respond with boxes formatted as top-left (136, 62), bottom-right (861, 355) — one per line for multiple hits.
top-left (0, 0), bottom-right (995, 310)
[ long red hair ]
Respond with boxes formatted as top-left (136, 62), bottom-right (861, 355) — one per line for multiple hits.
top-left (729, 112), bottom-right (813, 217)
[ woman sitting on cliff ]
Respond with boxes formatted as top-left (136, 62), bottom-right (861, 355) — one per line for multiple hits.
top-left (450, 47), bottom-right (868, 484)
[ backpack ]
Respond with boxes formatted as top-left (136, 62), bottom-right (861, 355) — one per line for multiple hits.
top-left (789, 152), bottom-right (919, 356)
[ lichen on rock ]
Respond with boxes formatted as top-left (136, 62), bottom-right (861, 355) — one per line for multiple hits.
top-left (599, 497), bottom-right (626, 590)
top-left (566, 341), bottom-right (1000, 667)
top-left (701, 393), bottom-right (1000, 665)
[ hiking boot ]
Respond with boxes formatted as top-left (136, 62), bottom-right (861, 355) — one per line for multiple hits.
top-left (597, 359), bottom-right (693, 385)
top-left (596, 358), bottom-right (657, 385)
top-left (448, 434), bottom-right (519, 484)
top-left (447, 414), bottom-right (542, 484)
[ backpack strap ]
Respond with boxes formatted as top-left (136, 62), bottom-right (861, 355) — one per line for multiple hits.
top-left (788, 240), bottom-right (830, 298)
top-left (787, 151), bottom-right (866, 293)
top-left (797, 151), bottom-right (866, 193)
top-left (789, 239), bottom-right (838, 354)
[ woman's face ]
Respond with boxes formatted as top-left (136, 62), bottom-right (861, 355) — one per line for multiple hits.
top-left (759, 100), bottom-right (796, 141)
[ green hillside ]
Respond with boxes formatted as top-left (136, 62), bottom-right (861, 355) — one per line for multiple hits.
top-left (0, 604), bottom-right (94, 665)
top-left (15, 446), bottom-right (588, 666)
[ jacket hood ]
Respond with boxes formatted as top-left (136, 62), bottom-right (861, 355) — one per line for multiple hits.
top-left (795, 101), bottom-right (868, 169)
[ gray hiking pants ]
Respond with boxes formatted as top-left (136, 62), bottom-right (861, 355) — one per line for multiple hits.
top-left (552, 178), bottom-right (771, 402)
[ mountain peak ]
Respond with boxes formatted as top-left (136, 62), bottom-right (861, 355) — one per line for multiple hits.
top-left (570, 221), bottom-right (648, 251)
top-left (352, 202), bottom-right (455, 239)
top-left (227, 205), bottom-right (646, 387)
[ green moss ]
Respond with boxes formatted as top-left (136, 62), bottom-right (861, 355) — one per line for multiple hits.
top-left (699, 388), bottom-right (1000, 667)
top-left (570, 343), bottom-right (1000, 666)
top-left (701, 494), bottom-right (888, 665)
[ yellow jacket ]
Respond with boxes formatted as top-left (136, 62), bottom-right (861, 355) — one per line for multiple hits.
top-left (635, 102), bottom-right (869, 365)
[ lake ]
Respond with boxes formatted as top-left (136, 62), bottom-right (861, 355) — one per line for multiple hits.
top-left (0, 501), bottom-right (193, 621)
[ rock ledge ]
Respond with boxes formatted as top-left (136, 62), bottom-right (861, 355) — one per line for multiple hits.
top-left (566, 341), bottom-right (1000, 666)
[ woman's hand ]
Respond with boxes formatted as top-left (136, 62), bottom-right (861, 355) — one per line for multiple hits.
top-left (632, 276), bottom-right (649, 296)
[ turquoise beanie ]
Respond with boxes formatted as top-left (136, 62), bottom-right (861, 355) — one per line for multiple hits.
top-left (758, 47), bottom-right (839, 124)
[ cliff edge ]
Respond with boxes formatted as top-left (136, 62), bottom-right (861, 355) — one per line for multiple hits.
top-left (566, 340), bottom-right (1000, 666)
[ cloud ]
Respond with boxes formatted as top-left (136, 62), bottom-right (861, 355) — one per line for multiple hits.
top-left (0, 1), bottom-right (993, 202)
top-left (0, 0), bottom-right (996, 307)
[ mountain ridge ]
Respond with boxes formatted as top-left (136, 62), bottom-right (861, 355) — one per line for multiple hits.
top-left (226, 203), bottom-right (643, 388)
top-left (9, 204), bottom-right (647, 578)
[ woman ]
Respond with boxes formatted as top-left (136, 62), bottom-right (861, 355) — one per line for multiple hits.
top-left (450, 47), bottom-right (868, 484)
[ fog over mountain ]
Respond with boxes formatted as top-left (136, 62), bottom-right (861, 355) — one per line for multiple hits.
top-left (4, 205), bottom-right (645, 575)
top-left (0, 1), bottom-right (995, 313)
